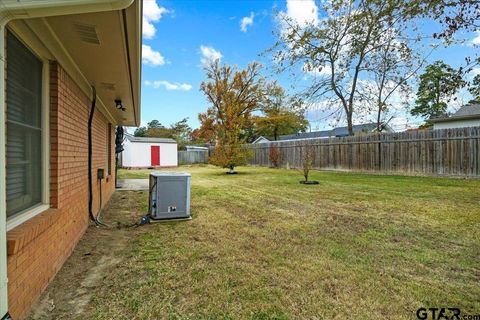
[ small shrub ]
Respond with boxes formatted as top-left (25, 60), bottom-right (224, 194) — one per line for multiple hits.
top-left (301, 144), bottom-right (316, 182)
top-left (269, 145), bottom-right (282, 168)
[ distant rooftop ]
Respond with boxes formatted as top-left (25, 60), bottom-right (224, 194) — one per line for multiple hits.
top-left (452, 104), bottom-right (480, 117)
top-left (430, 104), bottom-right (480, 123)
top-left (277, 123), bottom-right (392, 141)
top-left (125, 134), bottom-right (176, 144)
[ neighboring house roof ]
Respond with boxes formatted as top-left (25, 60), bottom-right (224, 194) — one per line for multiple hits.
top-left (186, 146), bottom-right (209, 150)
top-left (0, 0), bottom-right (142, 127)
top-left (275, 123), bottom-right (393, 141)
top-left (252, 136), bottom-right (272, 144)
top-left (125, 134), bottom-right (176, 144)
top-left (430, 104), bottom-right (480, 123)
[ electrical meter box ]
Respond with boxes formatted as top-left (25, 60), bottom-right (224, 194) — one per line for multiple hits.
top-left (149, 172), bottom-right (191, 221)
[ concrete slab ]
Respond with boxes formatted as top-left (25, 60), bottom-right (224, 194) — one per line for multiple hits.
top-left (116, 179), bottom-right (149, 191)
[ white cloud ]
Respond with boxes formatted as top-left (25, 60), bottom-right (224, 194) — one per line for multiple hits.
top-left (142, 44), bottom-right (166, 66)
top-left (240, 12), bottom-right (255, 32)
top-left (470, 67), bottom-right (480, 77)
top-left (275, 0), bottom-right (320, 54)
top-left (470, 31), bottom-right (480, 46)
top-left (199, 45), bottom-right (223, 66)
top-left (143, 0), bottom-right (169, 39)
top-left (144, 80), bottom-right (192, 91)
top-left (282, 0), bottom-right (319, 27)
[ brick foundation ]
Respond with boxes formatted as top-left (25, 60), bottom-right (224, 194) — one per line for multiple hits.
top-left (6, 62), bottom-right (116, 319)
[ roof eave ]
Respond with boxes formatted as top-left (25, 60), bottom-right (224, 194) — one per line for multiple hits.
top-left (430, 114), bottom-right (480, 123)
top-left (0, 0), bottom-right (142, 127)
top-left (0, 0), bottom-right (134, 20)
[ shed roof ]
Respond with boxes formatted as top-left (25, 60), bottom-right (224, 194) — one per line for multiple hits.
top-left (126, 134), bottom-right (176, 144)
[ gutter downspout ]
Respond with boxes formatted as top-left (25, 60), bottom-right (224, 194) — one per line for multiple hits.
top-left (87, 86), bottom-right (99, 225)
top-left (0, 20), bottom-right (9, 318)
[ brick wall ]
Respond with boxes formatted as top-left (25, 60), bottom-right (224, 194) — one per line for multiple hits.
top-left (6, 62), bottom-right (116, 319)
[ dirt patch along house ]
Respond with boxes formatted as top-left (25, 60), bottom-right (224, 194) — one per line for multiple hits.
top-left (0, 1), bottom-right (142, 318)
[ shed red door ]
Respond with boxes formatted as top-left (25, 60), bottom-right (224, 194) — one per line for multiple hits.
top-left (151, 146), bottom-right (160, 166)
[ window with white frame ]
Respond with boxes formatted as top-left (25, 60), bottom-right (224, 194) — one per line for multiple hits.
top-left (6, 30), bottom-right (44, 219)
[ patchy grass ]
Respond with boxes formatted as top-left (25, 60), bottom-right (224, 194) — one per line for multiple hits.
top-left (95, 166), bottom-right (479, 318)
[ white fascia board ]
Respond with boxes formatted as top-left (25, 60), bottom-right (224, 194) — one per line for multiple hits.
top-left (0, 0), bottom-right (134, 21)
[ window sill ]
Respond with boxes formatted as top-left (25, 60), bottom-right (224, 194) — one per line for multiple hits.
top-left (6, 204), bottom-right (50, 231)
top-left (6, 208), bottom-right (60, 256)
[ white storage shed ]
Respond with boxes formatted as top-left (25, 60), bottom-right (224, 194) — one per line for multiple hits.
top-left (121, 134), bottom-right (178, 168)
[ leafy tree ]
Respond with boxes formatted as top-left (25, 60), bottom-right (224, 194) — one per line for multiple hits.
top-left (468, 74), bottom-right (480, 104)
top-left (145, 127), bottom-right (173, 139)
top-left (147, 120), bottom-right (163, 129)
top-left (133, 126), bottom-right (147, 137)
top-left (170, 118), bottom-right (193, 149)
top-left (133, 118), bottom-right (193, 150)
top-left (192, 110), bottom-right (216, 144)
top-left (134, 120), bottom-right (167, 137)
top-left (239, 116), bottom-right (257, 143)
top-left (272, 0), bottom-right (418, 135)
top-left (169, 118), bottom-right (191, 140)
top-left (411, 61), bottom-right (465, 119)
top-left (200, 60), bottom-right (265, 173)
top-left (254, 83), bottom-right (308, 140)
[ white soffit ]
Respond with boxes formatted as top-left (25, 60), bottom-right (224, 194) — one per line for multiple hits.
top-left (44, 2), bottom-right (140, 126)
top-left (1, 0), bottom-right (141, 126)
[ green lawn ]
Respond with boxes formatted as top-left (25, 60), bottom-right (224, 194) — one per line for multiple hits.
top-left (95, 166), bottom-right (480, 319)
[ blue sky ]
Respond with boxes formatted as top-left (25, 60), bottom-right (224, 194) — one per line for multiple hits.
top-left (138, 0), bottom-right (480, 132)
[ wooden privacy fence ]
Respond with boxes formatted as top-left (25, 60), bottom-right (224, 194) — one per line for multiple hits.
top-left (247, 127), bottom-right (480, 177)
top-left (178, 150), bottom-right (209, 165)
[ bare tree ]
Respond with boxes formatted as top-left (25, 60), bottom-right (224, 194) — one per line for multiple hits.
top-left (271, 0), bottom-right (427, 135)
top-left (404, 1), bottom-right (480, 77)
top-left (359, 28), bottom-right (435, 131)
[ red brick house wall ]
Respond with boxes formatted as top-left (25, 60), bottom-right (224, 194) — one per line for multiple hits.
top-left (6, 62), bottom-right (116, 319)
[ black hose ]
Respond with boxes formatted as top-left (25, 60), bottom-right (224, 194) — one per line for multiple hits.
top-left (88, 86), bottom-right (98, 225)
top-left (87, 87), bottom-right (108, 227)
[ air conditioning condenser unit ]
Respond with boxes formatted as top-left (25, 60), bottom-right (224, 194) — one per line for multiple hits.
top-left (149, 172), bottom-right (191, 221)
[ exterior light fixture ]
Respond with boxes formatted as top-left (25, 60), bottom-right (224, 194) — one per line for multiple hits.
top-left (115, 99), bottom-right (126, 111)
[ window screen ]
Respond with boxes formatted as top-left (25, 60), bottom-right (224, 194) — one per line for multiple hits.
top-left (6, 30), bottom-right (43, 218)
